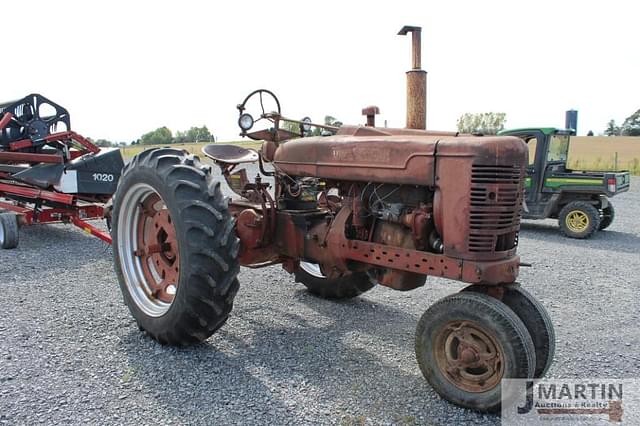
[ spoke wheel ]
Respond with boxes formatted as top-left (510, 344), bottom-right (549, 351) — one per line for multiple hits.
top-left (565, 210), bottom-right (589, 233)
top-left (558, 201), bottom-right (600, 239)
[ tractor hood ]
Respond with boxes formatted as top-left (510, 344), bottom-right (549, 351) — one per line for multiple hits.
top-left (272, 133), bottom-right (527, 187)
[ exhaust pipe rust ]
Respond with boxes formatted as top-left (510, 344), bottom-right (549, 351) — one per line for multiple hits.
top-left (398, 26), bottom-right (427, 130)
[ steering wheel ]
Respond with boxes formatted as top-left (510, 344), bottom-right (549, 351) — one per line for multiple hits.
top-left (236, 89), bottom-right (281, 140)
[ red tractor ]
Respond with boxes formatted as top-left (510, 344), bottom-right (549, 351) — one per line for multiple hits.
top-left (111, 28), bottom-right (554, 411)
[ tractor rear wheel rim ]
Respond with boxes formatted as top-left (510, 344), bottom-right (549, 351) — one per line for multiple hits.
top-left (299, 261), bottom-right (325, 278)
top-left (117, 183), bottom-right (179, 317)
top-left (434, 320), bottom-right (504, 393)
top-left (566, 210), bottom-right (589, 233)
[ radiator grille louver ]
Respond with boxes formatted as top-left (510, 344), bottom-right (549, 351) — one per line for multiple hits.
top-left (469, 164), bottom-right (523, 253)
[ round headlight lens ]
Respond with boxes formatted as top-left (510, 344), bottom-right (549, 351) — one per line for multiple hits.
top-left (238, 113), bottom-right (254, 131)
top-left (301, 117), bottom-right (312, 133)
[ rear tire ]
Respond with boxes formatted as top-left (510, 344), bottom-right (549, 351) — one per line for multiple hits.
top-left (599, 202), bottom-right (615, 230)
top-left (415, 292), bottom-right (535, 412)
top-left (558, 201), bottom-right (600, 239)
top-left (295, 262), bottom-right (375, 299)
top-left (112, 148), bottom-right (240, 345)
top-left (0, 212), bottom-right (19, 249)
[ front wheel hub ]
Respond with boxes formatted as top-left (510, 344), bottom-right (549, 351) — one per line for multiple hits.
top-left (434, 320), bottom-right (504, 393)
top-left (565, 210), bottom-right (589, 233)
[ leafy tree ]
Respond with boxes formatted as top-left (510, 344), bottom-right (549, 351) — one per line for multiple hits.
top-left (457, 112), bottom-right (507, 135)
top-left (620, 109), bottom-right (640, 136)
top-left (186, 125), bottom-right (212, 143)
top-left (173, 126), bottom-right (213, 143)
top-left (604, 119), bottom-right (621, 136)
top-left (586, 130), bottom-right (594, 136)
top-left (141, 127), bottom-right (173, 145)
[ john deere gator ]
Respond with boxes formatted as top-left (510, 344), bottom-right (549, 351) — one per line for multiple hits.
top-left (498, 128), bottom-right (631, 239)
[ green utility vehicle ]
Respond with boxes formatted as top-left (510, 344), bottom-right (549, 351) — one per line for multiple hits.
top-left (498, 128), bottom-right (631, 238)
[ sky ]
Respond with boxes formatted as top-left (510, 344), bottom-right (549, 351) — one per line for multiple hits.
top-left (2, 1), bottom-right (638, 142)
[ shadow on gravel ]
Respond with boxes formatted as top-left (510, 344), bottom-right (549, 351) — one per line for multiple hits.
top-left (118, 290), bottom-right (498, 425)
top-left (520, 222), bottom-right (640, 254)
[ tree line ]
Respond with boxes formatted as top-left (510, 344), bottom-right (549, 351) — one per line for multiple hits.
top-left (89, 125), bottom-right (214, 147)
top-left (134, 125), bottom-right (214, 145)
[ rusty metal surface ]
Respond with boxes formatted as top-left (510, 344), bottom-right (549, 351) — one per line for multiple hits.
top-left (433, 320), bottom-right (505, 393)
top-left (434, 136), bottom-right (527, 261)
top-left (398, 26), bottom-right (426, 129)
top-left (232, 200), bottom-right (522, 285)
top-left (273, 135), bottom-right (439, 186)
top-left (336, 125), bottom-right (458, 137)
top-left (369, 222), bottom-right (426, 290)
top-left (406, 70), bottom-right (427, 130)
top-left (233, 134), bottom-right (526, 285)
top-left (135, 193), bottom-right (179, 304)
top-left (361, 106), bottom-right (380, 127)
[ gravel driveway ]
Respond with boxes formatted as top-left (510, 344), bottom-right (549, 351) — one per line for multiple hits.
top-left (1, 172), bottom-right (638, 425)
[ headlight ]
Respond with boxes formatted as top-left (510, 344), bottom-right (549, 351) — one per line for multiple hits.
top-left (238, 113), bottom-right (254, 131)
top-left (301, 117), bottom-right (312, 133)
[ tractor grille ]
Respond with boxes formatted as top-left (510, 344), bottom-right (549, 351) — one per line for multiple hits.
top-left (468, 164), bottom-right (523, 253)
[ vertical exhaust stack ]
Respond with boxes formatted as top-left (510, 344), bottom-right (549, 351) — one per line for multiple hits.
top-left (398, 26), bottom-right (427, 130)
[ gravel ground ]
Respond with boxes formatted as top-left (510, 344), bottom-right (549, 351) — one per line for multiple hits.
top-left (1, 171), bottom-right (638, 426)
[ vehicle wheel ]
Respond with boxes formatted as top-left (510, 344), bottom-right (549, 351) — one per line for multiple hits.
top-left (294, 262), bottom-right (375, 299)
top-left (0, 212), bottom-right (19, 249)
top-left (599, 202), bottom-right (615, 230)
top-left (558, 201), bottom-right (600, 239)
top-left (415, 292), bottom-right (535, 412)
top-left (112, 148), bottom-right (240, 346)
top-left (463, 284), bottom-right (555, 378)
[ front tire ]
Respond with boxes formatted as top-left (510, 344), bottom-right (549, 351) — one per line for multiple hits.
top-left (558, 201), bottom-right (600, 239)
top-left (295, 262), bottom-right (375, 299)
top-left (112, 148), bottom-right (240, 345)
top-left (463, 284), bottom-right (555, 378)
top-left (415, 292), bottom-right (535, 412)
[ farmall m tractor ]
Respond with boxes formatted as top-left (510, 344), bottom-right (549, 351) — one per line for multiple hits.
top-left (111, 27), bottom-right (554, 411)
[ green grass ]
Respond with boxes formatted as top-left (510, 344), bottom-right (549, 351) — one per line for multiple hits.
top-left (120, 140), bottom-right (263, 159)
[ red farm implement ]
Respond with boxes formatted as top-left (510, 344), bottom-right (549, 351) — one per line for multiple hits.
top-left (0, 94), bottom-right (123, 248)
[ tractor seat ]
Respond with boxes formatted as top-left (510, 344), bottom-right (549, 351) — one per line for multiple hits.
top-left (202, 144), bottom-right (259, 164)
